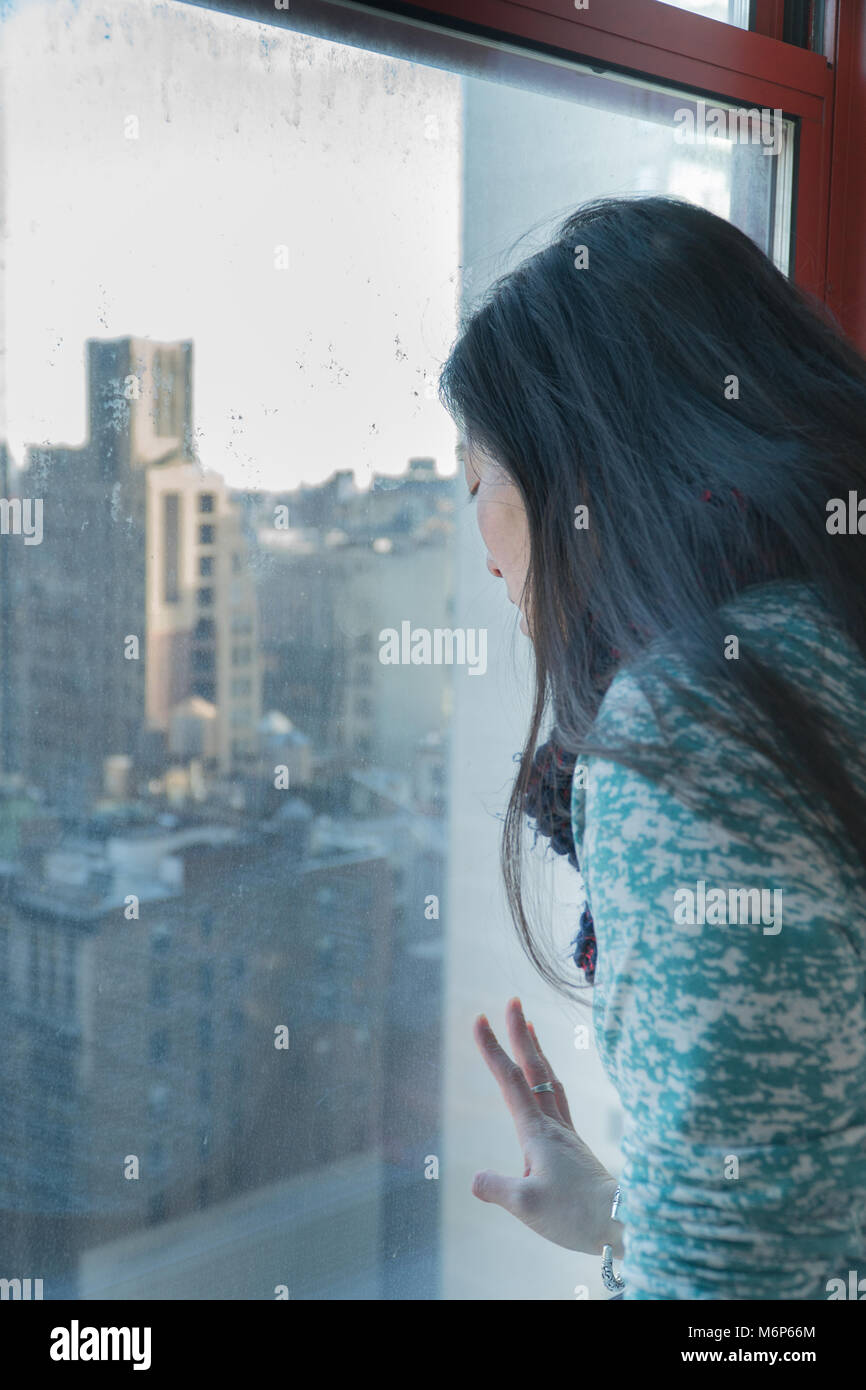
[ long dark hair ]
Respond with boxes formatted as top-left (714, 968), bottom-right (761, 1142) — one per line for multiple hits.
top-left (439, 194), bottom-right (866, 997)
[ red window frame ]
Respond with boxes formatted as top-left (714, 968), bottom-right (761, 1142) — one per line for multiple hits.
top-left (358, 0), bottom-right (865, 351)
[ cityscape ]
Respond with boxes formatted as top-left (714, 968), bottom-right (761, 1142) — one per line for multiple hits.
top-left (0, 337), bottom-right (454, 1297)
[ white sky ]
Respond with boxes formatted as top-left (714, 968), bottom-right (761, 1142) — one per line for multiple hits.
top-left (2, 0), bottom-right (463, 490)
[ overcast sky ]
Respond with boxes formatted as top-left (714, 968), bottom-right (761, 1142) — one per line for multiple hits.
top-left (2, 0), bottom-right (462, 490)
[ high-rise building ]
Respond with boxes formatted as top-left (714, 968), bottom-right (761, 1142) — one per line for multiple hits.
top-left (15, 337), bottom-right (262, 806)
top-left (146, 460), bottom-right (262, 773)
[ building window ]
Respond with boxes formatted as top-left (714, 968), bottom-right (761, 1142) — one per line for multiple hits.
top-left (199, 555), bottom-right (214, 577)
top-left (163, 493), bottom-right (180, 604)
top-left (148, 1195), bottom-right (167, 1227)
top-left (150, 967), bottom-right (169, 1008)
top-left (197, 587), bottom-right (214, 607)
top-left (199, 523), bottom-right (215, 545)
top-left (153, 347), bottom-right (182, 437)
top-left (198, 493), bottom-right (215, 513)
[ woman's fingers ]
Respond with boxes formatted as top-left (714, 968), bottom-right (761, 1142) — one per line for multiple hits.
top-left (473, 1014), bottom-right (547, 1146)
top-left (504, 998), bottom-right (563, 1123)
top-left (526, 1020), bottom-right (575, 1130)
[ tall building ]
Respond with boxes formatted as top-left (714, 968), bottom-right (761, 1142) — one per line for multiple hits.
top-left (15, 337), bottom-right (261, 808)
top-left (146, 461), bottom-right (262, 773)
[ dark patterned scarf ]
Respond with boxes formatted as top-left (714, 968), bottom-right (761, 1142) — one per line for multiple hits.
top-left (523, 739), bottom-right (597, 983)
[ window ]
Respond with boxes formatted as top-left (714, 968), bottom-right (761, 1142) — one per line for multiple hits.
top-left (149, 967), bottom-right (169, 1008)
top-left (148, 1195), bottom-right (167, 1227)
top-left (153, 347), bottom-right (183, 436)
top-left (3, 0), bottom-right (853, 1308)
top-left (163, 493), bottom-right (180, 604)
top-left (659, 0), bottom-right (749, 25)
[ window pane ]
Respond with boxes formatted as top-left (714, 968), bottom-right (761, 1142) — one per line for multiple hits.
top-left (658, 0), bottom-right (751, 26)
top-left (1, 0), bottom-right (795, 1300)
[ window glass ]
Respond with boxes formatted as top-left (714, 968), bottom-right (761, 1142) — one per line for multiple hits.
top-left (1, 0), bottom-right (794, 1299)
top-left (658, 0), bottom-right (751, 26)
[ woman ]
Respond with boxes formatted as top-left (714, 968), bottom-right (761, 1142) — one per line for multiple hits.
top-left (438, 195), bottom-right (866, 1300)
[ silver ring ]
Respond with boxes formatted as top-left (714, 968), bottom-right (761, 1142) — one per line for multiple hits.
top-left (531, 1081), bottom-right (555, 1094)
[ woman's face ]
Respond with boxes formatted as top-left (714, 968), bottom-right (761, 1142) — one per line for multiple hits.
top-left (464, 446), bottom-right (531, 637)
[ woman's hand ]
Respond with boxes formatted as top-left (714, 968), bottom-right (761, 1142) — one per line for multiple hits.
top-left (472, 998), bottom-right (624, 1257)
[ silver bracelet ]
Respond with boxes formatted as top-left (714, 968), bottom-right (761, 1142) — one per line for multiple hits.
top-left (601, 1184), bottom-right (625, 1294)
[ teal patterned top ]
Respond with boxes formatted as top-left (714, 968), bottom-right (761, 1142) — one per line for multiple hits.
top-left (571, 580), bottom-right (866, 1300)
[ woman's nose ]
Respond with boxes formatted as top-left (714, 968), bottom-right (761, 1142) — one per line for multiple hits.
top-left (486, 554), bottom-right (503, 579)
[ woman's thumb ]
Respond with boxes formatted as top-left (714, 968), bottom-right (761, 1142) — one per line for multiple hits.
top-left (472, 1169), bottom-right (519, 1210)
